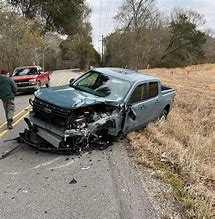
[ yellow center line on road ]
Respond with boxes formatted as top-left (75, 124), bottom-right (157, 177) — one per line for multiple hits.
top-left (0, 111), bottom-right (30, 138)
top-left (0, 74), bottom-right (69, 138)
top-left (0, 74), bottom-right (68, 128)
top-left (0, 105), bottom-right (31, 129)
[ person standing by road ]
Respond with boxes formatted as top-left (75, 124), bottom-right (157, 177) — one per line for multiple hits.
top-left (0, 70), bottom-right (17, 129)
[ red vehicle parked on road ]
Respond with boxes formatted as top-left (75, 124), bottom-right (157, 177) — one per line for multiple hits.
top-left (11, 66), bottom-right (50, 92)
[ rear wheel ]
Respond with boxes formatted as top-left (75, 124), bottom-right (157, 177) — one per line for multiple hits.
top-left (158, 109), bottom-right (168, 123)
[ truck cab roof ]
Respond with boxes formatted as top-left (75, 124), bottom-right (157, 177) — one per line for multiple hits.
top-left (93, 67), bottom-right (159, 83)
top-left (15, 66), bottom-right (42, 70)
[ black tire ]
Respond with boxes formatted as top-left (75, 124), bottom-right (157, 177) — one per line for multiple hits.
top-left (158, 109), bottom-right (168, 122)
top-left (117, 130), bottom-right (125, 140)
top-left (46, 79), bottom-right (50, 88)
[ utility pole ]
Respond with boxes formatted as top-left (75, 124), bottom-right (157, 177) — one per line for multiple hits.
top-left (42, 48), bottom-right (45, 70)
top-left (99, 34), bottom-right (104, 66)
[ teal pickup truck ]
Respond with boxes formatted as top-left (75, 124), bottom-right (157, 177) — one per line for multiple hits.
top-left (20, 68), bottom-right (176, 154)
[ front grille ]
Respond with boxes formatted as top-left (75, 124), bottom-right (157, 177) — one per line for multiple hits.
top-left (15, 79), bottom-right (30, 83)
top-left (16, 82), bottom-right (30, 87)
top-left (33, 97), bottom-right (71, 127)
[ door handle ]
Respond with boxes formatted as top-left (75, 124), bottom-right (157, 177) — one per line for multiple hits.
top-left (155, 100), bottom-right (159, 104)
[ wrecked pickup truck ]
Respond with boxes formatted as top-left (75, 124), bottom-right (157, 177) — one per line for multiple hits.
top-left (20, 68), bottom-right (176, 154)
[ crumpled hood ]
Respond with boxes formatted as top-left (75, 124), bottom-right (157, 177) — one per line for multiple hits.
top-left (35, 85), bottom-right (117, 109)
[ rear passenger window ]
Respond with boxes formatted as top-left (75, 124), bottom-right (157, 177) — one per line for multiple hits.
top-left (129, 84), bottom-right (147, 104)
top-left (148, 82), bottom-right (158, 98)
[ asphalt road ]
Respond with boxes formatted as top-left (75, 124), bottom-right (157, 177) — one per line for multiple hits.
top-left (0, 70), bottom-right (158, 219)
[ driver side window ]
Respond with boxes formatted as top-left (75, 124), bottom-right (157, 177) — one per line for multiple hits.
top-left (77, 72), bottom-right (98, 87)
top-left (129, 83), bottom-right (147, 104)
top-left (38, 69), bottom-right (43, 74)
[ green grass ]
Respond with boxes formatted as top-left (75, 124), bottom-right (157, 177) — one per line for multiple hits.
top-left (163, 172), bottom-right (184, 201)
top-left (154, 160), bottom-right (167, 170)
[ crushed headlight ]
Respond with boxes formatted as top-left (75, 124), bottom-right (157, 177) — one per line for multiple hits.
top-left (74, 115), bottom-right (87, 129)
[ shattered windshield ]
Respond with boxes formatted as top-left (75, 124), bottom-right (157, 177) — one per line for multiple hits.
top-left (72, 71), bottom-right (131, 101)
top-left (12, 68), bottom-right (38, 76)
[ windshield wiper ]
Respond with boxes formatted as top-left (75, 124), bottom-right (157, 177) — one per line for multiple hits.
top-left (70, 84), bottom-right (102, 97)
top-left (70, 84), bottom-right (91, 93)
top-left (70, 84), bottom-right (83, 91)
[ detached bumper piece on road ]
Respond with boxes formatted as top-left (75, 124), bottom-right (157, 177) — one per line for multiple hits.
top-left (19, 118), bottom-right (112, 155)
top-left (19, 131), bottom-right (78, 155)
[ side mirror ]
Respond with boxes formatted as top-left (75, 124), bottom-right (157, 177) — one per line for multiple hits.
top-left (128, 107), bottom-right (136, 121)
top-left (69, 78), bottom-right (75, 84)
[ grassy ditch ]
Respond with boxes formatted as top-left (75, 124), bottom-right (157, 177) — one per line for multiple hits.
top-left (128, 64), bottom-right (215, 218)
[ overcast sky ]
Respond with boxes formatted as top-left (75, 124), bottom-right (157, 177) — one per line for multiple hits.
top-left (86, 0), bottom-right (215, 52)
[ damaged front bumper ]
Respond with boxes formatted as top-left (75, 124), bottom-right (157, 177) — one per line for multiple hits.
top-left (20, 112), bottom-right (118, 154)
top-left (20, 129), bottom-right (75, 154)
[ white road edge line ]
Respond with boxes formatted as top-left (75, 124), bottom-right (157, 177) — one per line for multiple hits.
top-left (47, 160), bottom-right (74, 170)
top-left (32, 157), bottom-right (61, 169)
top-left (3, 157), bottom-right (61, 175)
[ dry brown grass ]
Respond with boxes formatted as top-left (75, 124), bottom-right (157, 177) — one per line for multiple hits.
top-left (127, 64), bottom-right (215, 218)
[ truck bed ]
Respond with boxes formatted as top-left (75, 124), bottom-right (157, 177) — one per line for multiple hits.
top-left (161, 85), bottom-right (175, 95)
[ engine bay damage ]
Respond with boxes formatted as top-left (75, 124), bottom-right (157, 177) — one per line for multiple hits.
top-left (20, 101), bottom-right (122, 154)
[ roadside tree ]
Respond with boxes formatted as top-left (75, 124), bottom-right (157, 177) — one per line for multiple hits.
top-left (60, 6), bottom-right (100, 70)
top-left (159, 10), bottom-right (207, 67)
top-left (0, 11), bottom-right (43, 71)
top-left (106, 0), bottom-right (165, 69)
top-left (7, 0), bottom-right (85, 35)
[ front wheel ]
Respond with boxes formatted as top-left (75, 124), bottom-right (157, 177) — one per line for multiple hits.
top-left (46, 79), bottom-right (50, 88)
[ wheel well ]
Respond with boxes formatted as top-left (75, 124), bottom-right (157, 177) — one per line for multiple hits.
top-left (164, 104), bottom-right (170, 113)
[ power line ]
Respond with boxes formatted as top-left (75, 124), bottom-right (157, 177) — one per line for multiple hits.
top-left (102, 0), bottom-right (121, 37)
top-left (98, 0), bottom-right (122, 53)
top-left (98, 0), bottom-right (103, 53)
top-left (102, 0), bottom-right (111, 35)
top-left (99, 0), bottom-right (102, 38)
top-left (104, 0), bottom-right (117, 35)
top-left (108, 0), bottom-right (123, 35)
top-left (109, 0), bottom-right (120, 33)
